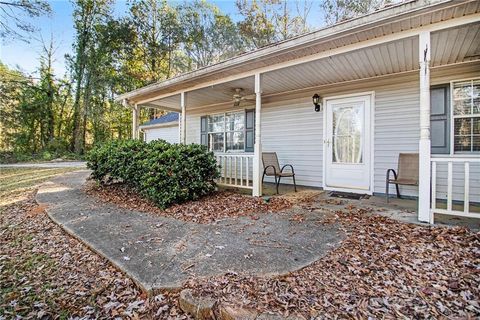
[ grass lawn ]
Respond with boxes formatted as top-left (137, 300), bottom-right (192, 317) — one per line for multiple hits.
top-left (0, 167), bottom-right (82, 206)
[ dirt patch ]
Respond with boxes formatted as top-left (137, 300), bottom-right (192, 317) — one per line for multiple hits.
top-left (84, 182), bottom-right (293, 224)
top-left (276, 189), bottom-right (321, 205)
top-left (185, 206), bottom-right (480, 318)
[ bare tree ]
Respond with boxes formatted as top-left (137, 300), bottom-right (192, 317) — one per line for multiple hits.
top-left (0, 0), bottom-right (51, 42)
top-left (321, 0), bottom-right (392, 25)
top-left (236, 0), bottom-right (314, 49)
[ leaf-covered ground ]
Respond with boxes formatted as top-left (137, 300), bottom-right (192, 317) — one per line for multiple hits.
top-left (84, 182), bottom-right (294, 223)
top-left (1, 183), bottom-right (479, 319)
top-left (186, 205), bottom-right (480, 318)
top-left (0, 192), bottom-right (186, 319)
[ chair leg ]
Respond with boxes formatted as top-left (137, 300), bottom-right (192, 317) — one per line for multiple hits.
top-left (277, 176), bottom-right (281, 194)
top-left (292, 175), bottom-right (297, 192)
top-left (386, 180), bottom-right (389, 203)
top-left (262, 172), bottom-right (265, 184)
top-left (395, 183), bottom-right (401, 199)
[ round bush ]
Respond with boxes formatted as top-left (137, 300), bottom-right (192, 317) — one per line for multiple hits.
top-left (86, 140), bottom-right (219, 209)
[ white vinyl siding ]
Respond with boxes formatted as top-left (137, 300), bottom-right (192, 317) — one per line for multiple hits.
top-left (183, 66), bottom-right (479, 202)
top-left (144, 125), bottom-right (179, 143)
top-left (374, 82), bottom-right (420, 197)
top-left (373, 80), bottom-right (479, 202)
top-left (261, 101), bottom-right (323, 187)
top-left (433, 160), bottom-right (480, 204)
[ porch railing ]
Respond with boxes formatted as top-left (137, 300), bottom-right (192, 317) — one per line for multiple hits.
top-left (215, 154), bottom-right (254, 189)
top-left (430, 157), bottom-right (480, 222)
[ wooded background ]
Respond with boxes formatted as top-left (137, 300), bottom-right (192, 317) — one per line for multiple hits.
top-left (0, 0), bottom-right (390, 161)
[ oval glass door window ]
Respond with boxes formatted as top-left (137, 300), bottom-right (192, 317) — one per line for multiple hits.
top-left (332, 104), bottom-right (363, 163)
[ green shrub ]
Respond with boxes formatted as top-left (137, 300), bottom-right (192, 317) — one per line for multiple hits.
top-left (41, 151), bottom-right (53, 161)
top-left (86, 139), bottom-right (146, 185)
top-left (86, 140), bottom-right (219, 209)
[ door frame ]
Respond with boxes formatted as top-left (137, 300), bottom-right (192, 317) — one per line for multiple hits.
top-left (322, 91), bottom-right (375, 195)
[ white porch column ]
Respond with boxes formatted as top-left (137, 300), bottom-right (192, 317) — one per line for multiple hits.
top-left (178, 114), bottom-right (182, 144)
top-left (132, 103), bottom-right (139, 139)
top-left (418, 31), bottom-right (432, 223)
top-left (180, 92), bottom-right (187, 144)
top-left (253, 73), bottom-right (263, 197)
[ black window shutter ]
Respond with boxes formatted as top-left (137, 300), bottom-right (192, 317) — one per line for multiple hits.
top-left (200, 116), bottom-right (208, 146)
top-left (430, 85), bottom-right (450, 154)
top-left (245, 109), bottom-right (255, 152)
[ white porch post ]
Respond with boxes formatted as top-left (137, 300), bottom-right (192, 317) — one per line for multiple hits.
top-left (132, 103), bottom-right (139, 139)
top-left (180, 92), bottom-right (187, 144)
top-left (253, 73), bottom-right (263, 197)
top-left (178, 114), bottom-right (182, 144)
top-left (418, 31), bottom-right (432, 223)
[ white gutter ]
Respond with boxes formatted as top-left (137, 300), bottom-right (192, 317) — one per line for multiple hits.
top-left (139, 121), bottom-right (179, 130)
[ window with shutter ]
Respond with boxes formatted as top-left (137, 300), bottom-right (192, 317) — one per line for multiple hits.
top-left (430, 85), bottom-right (450, 154)
top-left (200, 110), bottom-right (255, 152)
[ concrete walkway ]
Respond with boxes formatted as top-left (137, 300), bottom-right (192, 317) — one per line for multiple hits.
top-left (36, 171), bottom-right (343, 293)
top-left (1, 161), bottom-right (86, 168)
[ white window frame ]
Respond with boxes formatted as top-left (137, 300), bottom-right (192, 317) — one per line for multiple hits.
top-left (450, 78), bottom-right (480, 155)
top-left (206, 113), bottom-right (225, 153)
top-left (206, 110), bottom-right (247, 153)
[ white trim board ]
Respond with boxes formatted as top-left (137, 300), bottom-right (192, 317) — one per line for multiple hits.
top-left (139, 122), bottom-right (178, 130)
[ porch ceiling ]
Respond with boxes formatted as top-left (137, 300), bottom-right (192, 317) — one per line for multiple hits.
top-left (147, 76), bottom-right (255, 110)
top-left (184, 76), bottom-right (255, 108)
top-left (146, 22), bottom-right (480, 110)
top-left (260, 21), bottom-right (480, 96)
top-left (260, 36), bottom-right (419, 95)
top-left (431, 22), bottom-right (480, 67)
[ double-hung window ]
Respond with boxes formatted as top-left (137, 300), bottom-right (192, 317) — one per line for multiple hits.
top-left (200, 110), bottom-right (254, 153)
top-left (430, 79), bottom-right (480, 154)
top-left (452, 79), bottom-right (480, 153)
top-left (207, 114), bottom-right (226, 152)
top-left (225, 112), bottom-right (245, 151)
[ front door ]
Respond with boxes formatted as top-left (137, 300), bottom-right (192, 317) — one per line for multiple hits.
top-left (324, 94), bottom-right (371, 192)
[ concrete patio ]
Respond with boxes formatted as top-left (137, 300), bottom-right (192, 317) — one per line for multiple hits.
top-left (227, 182), bottom-right (480, 230)
top-left (36, 171), bottom-right (479, 294)
top-left (36, 171), bottom-right (344, 293)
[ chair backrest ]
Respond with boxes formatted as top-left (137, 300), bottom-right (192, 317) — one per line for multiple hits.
top-left (262, 152), bottom-right (281, 175)
top-left (397, 153), bottom-right (419, 181)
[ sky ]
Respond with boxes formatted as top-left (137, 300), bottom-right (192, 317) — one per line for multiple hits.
top-left (0, 0), bottom-right (323, 77)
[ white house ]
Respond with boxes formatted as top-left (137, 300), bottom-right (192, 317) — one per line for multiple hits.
top-left (118, 0), bottom-right (480, 224)
top-left (140, 112), bottom-right (179, 143)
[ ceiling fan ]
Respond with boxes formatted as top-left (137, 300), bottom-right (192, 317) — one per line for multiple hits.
top-left (232, 88), bottom-right (255, 107)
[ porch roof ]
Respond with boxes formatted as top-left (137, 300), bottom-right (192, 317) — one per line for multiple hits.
top-left (117, 0), bottom-right (480, 110)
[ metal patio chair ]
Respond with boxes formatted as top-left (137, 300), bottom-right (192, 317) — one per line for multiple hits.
top-left (262, 152), bottom-right (297, 194)
top-left (386, 153), bottom-right (419, 202)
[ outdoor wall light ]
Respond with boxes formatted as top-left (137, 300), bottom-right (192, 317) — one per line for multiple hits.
top-left (312, 94), bottom-right (322, 112)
